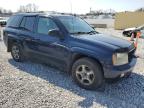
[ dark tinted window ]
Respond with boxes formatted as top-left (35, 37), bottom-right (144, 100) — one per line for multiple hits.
top-left (7, 15), bottom-right (23, 27)
top-left (37, 17), bottom-right (59, 35)
top-left (20, 17), bottom-right (26, 28)
top-left (25, 17), bottom-right (35, 31)
top-left (20, 16), bottom-right (35, 31)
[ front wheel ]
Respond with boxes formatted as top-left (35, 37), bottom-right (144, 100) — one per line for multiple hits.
top-left (72, 58), bottom-right (104, 90)
top-left (124, 72), bottom-right (132, 78)
top-left (11, 43), bottom-right (24, 62)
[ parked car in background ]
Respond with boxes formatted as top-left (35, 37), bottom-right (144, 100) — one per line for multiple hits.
top-left (140, 27), bottom-right (144, 38)
top-left (0, 17), bottom-right (7, 27)
top-left (3, 13), bottom-right (137, 90)
top-left (122, 24), bottom-right (144, 38)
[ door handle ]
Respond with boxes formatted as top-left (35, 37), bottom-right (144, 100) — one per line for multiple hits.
top-left (31, 38), bottom-right (40, 42)
top-left (25, 38), bottom-right (32, 41)
top-left (51, 42), bottom-right (66, 48)
top-left (25, 38), bottom-right (40, 42)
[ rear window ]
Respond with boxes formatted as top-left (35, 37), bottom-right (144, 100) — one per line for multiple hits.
top-left (20, 16), bottom-right (35, 31)
top-left (7, 15), bottom-right (23, 27)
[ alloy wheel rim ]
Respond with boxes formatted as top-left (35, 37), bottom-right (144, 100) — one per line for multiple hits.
top-left (75, 65), bottom-right (95, 85)
top-left (12, 45), bottom-right (20, 60)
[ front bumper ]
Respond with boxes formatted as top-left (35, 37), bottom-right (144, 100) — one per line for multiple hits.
top-left (103, 57), bottom-right (137, 78)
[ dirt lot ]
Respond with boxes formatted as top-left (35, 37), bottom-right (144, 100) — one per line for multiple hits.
top-left (0, 28), bottom-right (144, 108)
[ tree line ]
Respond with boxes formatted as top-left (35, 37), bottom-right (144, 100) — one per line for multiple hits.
top-left (0, 8), bottom-right (12, 14)
top-left (0, 3), bottom-right (144, 15)
top-left (17, 3), bottom-right (38, 13)
top-left (0, 3), bottom-right (38, 15)
top-left (135, 7), bottom-right (144, 12)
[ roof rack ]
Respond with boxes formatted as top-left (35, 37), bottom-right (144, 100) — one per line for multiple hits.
top-left (15, 11), bottom-right (78, 17)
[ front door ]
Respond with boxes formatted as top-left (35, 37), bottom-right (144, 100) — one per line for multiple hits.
top-left (35, 17), bottom-right (70, 70)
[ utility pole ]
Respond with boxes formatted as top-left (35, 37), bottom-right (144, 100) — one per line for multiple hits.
top-left (90, 7), bottom-right (92, 13)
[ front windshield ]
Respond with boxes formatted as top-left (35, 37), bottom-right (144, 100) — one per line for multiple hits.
top-left (58, 16), bottom-right (96, 34)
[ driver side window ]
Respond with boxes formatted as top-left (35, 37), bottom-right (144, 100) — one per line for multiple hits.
top-left (37, 17), bottom-right (59, 35)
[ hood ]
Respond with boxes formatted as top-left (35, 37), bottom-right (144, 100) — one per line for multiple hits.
top-left (124, 27), bottom-right (136, 31)
top-left (73, 33), bottom-right (131, 51)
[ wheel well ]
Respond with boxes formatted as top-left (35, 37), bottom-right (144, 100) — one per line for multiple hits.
top-left (7, 39), bottom-right (17, 52)
top-left (70, 54), bottom-right (104, 76)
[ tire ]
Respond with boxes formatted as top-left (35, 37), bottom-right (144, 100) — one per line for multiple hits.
top-left (122, 31), bottom-right (127, 36)
top-left (11, 43), bottom-right (24, 62)
top-left (72, 57), bottom-right (104, 90)
top-left (129, 32), bottom-right (136, 38)
top-left (124, 72), bottom-right (132, 78)
top-left (106, 76), bottom-right (120, 84)
top-left (123, 31), bottom-right (130, 37)
top-left (106, 72), bottom-right (132, 83)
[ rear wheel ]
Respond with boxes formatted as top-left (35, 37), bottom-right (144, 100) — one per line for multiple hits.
top-left (11, 43), bottom-right (24, 62)
top-left (72, 58), bottom-right (104, 90)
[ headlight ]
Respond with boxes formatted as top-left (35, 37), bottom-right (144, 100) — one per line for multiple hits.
top-left (112, 53), bottom-right (128, 66)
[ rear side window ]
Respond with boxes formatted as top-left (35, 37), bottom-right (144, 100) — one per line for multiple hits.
top-left (7, 15), bottom-right (23, 27)
top-left (20, 17), bottom-right (26, 28)
top-left (20, 16), bottom-right (35, 31)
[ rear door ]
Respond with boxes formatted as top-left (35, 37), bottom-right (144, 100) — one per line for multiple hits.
top-left (3, 15), bottom-right (23, 46)
top-left (18, 16), bottom-right (38, 58)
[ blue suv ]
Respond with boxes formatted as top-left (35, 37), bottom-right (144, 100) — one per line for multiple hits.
top-left (3, 13), bottom-right (137, 89)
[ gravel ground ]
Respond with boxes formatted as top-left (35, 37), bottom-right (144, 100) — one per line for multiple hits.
top-left (0, 28), bottom-right (144, 108)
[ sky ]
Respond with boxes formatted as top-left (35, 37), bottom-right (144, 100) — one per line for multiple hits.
top-left (0, 0), bottom-right (144, 14)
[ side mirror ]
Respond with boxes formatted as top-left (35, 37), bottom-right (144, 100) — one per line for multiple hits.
top-left (48, 29), bottom-right (64, 39)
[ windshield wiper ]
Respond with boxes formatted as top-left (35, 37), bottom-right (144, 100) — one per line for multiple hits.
top-left (70, 31), bottom-right (99, 35)
top-left (70, 32), bottom-right (88, 35)
top-left (87, 31), bottom-right (98, 34)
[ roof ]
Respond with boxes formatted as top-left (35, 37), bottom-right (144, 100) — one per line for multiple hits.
top-left (16, 12), bottom-right (46, 16)
top-left (15, 12), bottom-right (75, 18)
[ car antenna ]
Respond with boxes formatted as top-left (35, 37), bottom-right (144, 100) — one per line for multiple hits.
top-left (69, 0), bottom-right (72, 15)
top-left (69, 0), bottom-right (74, 33)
